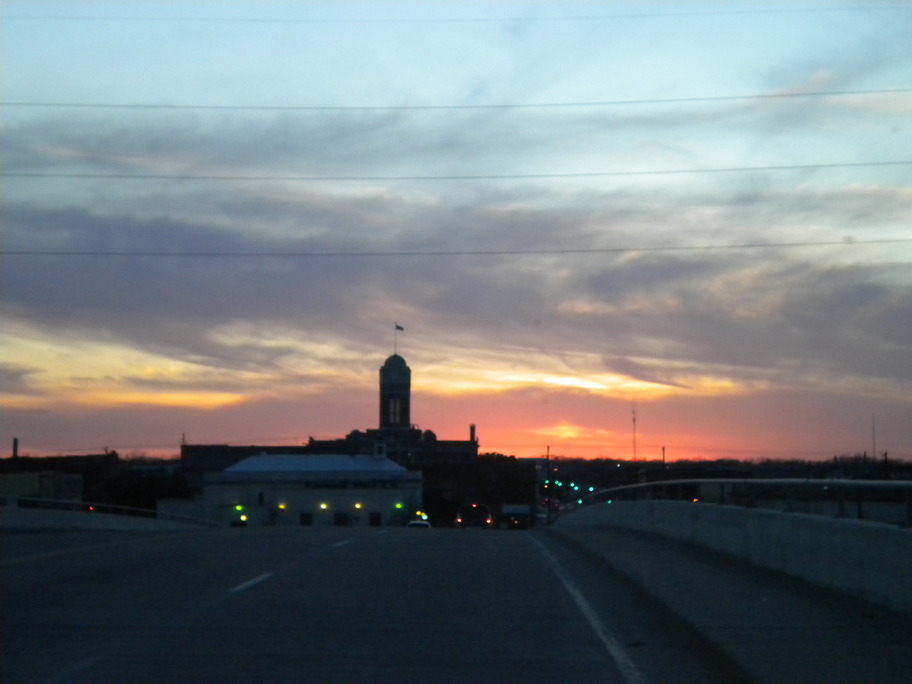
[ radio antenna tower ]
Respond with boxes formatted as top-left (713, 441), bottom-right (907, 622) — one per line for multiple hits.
top-left (632, 400), bottom-right (638, 461)
top-left (872, 413), bottom-right (876, 459)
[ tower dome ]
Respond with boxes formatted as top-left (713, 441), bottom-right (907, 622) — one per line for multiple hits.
top-left (383, 354), bottom-right (408, 368)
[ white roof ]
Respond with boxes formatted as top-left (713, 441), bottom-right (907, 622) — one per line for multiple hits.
top-left (224, 453), bottom-right (411, 476)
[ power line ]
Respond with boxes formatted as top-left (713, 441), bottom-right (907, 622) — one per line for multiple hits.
top-left (3, 88), bottom-right (910, 112)
top-left (3, 160), bottom-right (909, 183)
top-left (5, 5), bottom-right (908, 24)
top-left (4, 238), bottom-right (909, 259)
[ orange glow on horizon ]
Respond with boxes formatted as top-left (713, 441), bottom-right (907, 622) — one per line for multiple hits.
top-left (5, 322), bottom-right (907, 463)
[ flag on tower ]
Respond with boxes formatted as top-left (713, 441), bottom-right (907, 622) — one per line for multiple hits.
top-left (395, 323), bottom-right (404, 331)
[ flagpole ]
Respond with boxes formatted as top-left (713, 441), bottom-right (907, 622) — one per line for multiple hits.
top-left (394, 322), bottom-right (403, 354)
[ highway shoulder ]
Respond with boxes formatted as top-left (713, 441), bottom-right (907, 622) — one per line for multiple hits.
top-left (545, 525), bottom-right (912, 684)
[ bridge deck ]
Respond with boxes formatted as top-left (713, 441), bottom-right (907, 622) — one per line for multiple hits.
top-left (549, 525), bottom-right (912, 684)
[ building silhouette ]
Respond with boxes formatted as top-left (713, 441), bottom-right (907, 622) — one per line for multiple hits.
top-left (181, 353), bottom-right (478, 475)
top-left (305, 353), bottom-right (479, 466)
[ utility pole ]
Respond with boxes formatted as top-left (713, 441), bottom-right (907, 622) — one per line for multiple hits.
top-left (632, 401), bottom-right (638, 461)
top-left (871, 414), bottom-right (876, 463)
top-left (545, 445), bottom-right (551, 526)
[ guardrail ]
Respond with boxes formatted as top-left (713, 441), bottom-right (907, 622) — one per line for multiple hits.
top-left (0, 495), bottom-right (218, 528)
top-left (577, 478), bottom-right (912, 527)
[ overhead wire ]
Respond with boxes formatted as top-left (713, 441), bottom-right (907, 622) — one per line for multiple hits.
top-left (3, 88), bottom-right (910, 111)
top-left (4, 238), bottom-right (910, 259)
top-left (3, 160), bottom-right (910, 182)
top-left (3, 91), bottom-right (908, 182)
top-left (5, 5), bottom-right (910, 24)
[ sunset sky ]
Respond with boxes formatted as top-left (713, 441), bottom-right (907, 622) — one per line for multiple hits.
top-left (2, 1), bottom-right (911, 461)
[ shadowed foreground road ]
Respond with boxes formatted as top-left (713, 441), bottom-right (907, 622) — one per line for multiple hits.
top-left (2, 526), bottom-right (737, 684)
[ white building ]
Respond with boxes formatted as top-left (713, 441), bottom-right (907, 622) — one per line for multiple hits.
top-left (203, 452), bottom-right (423, 527)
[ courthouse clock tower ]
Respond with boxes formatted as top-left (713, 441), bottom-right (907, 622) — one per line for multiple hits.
top-left (379, 354), bottom-right (411, 430)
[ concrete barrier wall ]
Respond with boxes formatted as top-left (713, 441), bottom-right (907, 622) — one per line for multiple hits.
top-left (0, 504), bottom-right (206, 531)
top-left (557, 501), bottom-right (912, 616)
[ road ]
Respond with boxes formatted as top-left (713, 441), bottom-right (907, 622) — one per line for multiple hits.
top-left (3, 526), bottom-right (737, 684)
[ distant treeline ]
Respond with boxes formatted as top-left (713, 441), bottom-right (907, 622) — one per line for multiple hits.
top-left (533, 453), bottom-right (912, 495)
top-left (4, 450), bottom-right (908, 512)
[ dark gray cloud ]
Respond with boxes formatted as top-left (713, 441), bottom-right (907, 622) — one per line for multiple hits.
top-left (0, 363), bottom-right (40, 394)
top-left (5, 142), bottom-right (910, 390)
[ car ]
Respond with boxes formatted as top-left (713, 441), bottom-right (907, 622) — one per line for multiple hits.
top-left (455, 503), bottom-right (494, 528)
top-left (406, 520), bottom-right (432, 528)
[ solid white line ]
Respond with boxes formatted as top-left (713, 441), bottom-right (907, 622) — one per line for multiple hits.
top-left (332, 539), bottom-right (352, 548)
top-left (529, 535), bottom-right (648, 684)
top-left (228, 572), bottom-right (274, 593)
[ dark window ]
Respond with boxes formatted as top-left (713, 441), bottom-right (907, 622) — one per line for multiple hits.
top-left (389, 398), bottom-right (400, 423)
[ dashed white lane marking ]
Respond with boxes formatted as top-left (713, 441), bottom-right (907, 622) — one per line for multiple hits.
top-left (528, 535), bottom-right (648, 684)
top-left (228, 572), bottom-right (274, 593)
top-left (332, 539), bottom-right (352, 548)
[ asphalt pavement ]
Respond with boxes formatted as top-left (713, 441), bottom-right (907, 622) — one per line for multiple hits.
top-left (2, 526), bottom-right (736, 684)
top-left (8, 524), bottom-right (902, 684)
